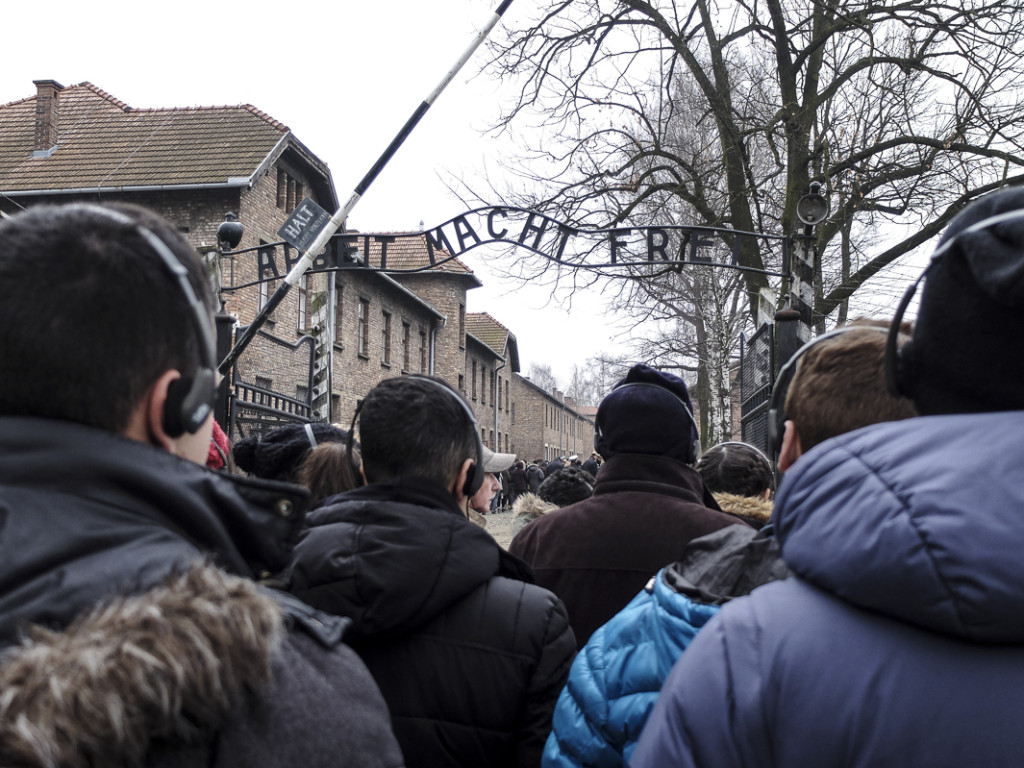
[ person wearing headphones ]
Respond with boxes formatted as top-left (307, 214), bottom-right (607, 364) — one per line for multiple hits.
top-left (509, 363), bottom-right (744, 646)
top-left (634, 187), bottom-right (1024, 768)
top-left (288, 374), bottom-right (575, 768)
top-left (0, 203), bottom-right (402, 767)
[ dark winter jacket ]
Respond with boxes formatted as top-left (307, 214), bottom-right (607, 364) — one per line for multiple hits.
top-left (509, 453), bottom-right (747, 645)
top-left (289, 477), bottom-right (577, 768)
top-left (0, 417), bottom-right (403, 768)
top-left (528, 464), bottom-right (546, 492)
top-left (543, 526), bottom-right (787, 768)
top-left (634, 413), bottom-right (1024, 768)
top-left (511, 466), bottom-right (531, 492)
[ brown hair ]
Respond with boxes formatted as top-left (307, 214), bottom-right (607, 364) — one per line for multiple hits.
top-left (785, 321), bottom-right (917, 452)
top-left (298, 442), bottom-right (358, 506)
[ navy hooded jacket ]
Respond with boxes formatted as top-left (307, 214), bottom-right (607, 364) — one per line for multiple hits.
top-left (633, 412), bottom-right (1024, 768)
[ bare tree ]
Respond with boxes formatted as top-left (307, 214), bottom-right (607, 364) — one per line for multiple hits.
top-left (526, 362), bottom-right (560, 394)
top-left (482, 0), bottom-right (1024, 324)
top-left (565, 355), bottom-right (631, 406)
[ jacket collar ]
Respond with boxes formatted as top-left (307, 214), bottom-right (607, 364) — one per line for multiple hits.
top-left (0, 416), bottom-right (309, 578)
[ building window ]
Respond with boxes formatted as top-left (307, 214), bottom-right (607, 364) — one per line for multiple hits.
top-left (459, 373), bottom-right (465, 392)
top-left (471, 360), bottom-right (477, 400)
top-left (481, 365), bottom-right (487, 405)
top-left (511, 402), bottom-right (515, 425)
top-left (381, 311), bottom-right (392, 366)
top-left (276, 170), bottom-right (287, 209)
top-left (459, 303), bottom-right (466, 349)
top-left (506, 388), bottom-right (510, 413)
top-left (358, 298), bottom-right (370, 357)
top-left (296, 384), bottom-right (309, 404)
top-left (255, 375), bottom-right (273, 406)
top-left (401, 321), bottom-right (411, 372)
top-left (333, 283), bottom-right (344, 348)
top-left (419, 330), bottom-right (428, 373)
top-left (287, 177), bottom-right (297, 210)
top-left (257, 241), bottom-right (272, 310)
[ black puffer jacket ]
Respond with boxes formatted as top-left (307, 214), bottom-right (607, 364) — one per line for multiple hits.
top-left (0, 417), bottom-right (403, 768)
top-left (289, 477), bottom-right (577, 768)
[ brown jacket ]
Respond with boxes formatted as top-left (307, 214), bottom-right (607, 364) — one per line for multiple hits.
top-left (508, 453), bottom-right (747, 645)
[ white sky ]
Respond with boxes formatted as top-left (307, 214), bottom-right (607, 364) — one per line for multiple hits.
top-left (1, 0), bottom-right (629, 386)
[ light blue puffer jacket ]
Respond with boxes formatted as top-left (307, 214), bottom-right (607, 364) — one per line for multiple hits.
top-left (542, 525), bottom-right (786, 768)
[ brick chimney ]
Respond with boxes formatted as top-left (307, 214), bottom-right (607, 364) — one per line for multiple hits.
top-left (32, 79), bottom-right (63, 157)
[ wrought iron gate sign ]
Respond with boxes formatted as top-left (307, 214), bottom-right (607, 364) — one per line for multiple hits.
top-left (245, 206), bottom-right (792, 283)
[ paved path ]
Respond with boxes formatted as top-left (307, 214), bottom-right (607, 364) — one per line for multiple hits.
top-left (482, 508), bottom-right (517, 550)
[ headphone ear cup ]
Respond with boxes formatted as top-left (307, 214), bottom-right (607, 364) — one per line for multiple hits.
top-left (163, 376), bottom-right (189, 438)
top-left (463, 460), bottom-right (484, 497)
top-left (767, 406), bottom-right (782, 457)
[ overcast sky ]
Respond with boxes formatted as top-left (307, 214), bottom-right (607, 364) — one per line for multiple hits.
top-left (2, 0), bottom-right (630, 385)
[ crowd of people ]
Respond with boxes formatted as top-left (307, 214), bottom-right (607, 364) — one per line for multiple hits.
top-left (2, 187), bottom-right (1024, 766)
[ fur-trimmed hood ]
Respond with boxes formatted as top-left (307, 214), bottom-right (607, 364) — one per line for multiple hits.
top-left (511, 492), bottom-right (558, 536)
top-left (0, 566), bottom-right (283, 767)
top-left (713, 492), bottom-right (774, 528)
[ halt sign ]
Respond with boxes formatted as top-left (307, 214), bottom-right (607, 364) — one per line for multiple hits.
top-left (278, 197), bottom-right (332, 253)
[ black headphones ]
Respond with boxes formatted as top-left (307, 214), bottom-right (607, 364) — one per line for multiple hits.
top-left (884, 207), bottom-right (1024, 398)
top-left (767, 325), bottom-right (889, 457)
top-left (75, 205), bottom-right (216, 437)
top-left (594, 380), bottom-right (701, 461)
top-left (346, 374), bottom-right (485, 496)
top-left (702, 440), bottom-right (774, 476)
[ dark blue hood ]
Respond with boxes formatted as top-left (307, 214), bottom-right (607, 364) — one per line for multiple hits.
top-left (775, 411), bottom-right (1024, 643)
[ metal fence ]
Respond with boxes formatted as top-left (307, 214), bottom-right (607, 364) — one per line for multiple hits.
top-left (227, 327), bottom-right (318, 445)
top-left (739, 323), bottom-right (774, 456)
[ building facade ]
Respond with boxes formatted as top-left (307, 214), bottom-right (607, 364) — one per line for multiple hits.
top-left (0, 79), bottom-right (595, 459)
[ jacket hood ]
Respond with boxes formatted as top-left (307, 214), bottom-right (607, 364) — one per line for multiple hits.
top-left (291, 477), bottom-right (531, 639)
top-left (776, 412), bottom-right (1024, 643)
top-left (0, 566), bottom-right (283, 767)
top-left (512, 492), bottom-right (558, 523)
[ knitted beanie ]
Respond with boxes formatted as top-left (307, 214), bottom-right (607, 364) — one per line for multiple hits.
top-left (902, 187), bottom-right (1024, 415)
top-left (595, 364), bottom-right (700, 463)
top-left (232, 422), bottom-right (348, 482)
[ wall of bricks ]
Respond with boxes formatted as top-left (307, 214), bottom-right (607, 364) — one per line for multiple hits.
top-left (511, 375), bottom-right (595, 462)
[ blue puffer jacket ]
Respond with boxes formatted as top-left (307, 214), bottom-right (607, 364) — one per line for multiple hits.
top-left (634, 413), bottom-right (1024, 768)
top-left (543, 526), bottom-right (787, 768)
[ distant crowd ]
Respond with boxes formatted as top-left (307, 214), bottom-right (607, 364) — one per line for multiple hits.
top-left (2, 188), bottom-right (1024, 767)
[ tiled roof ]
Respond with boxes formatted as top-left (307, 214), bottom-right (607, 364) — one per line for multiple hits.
top-left (359, 231), bottom-right (477, 277)
top-left (0, 82), bottom-right (288, 193)
top-left (466, 312), bottom-right (513, 355)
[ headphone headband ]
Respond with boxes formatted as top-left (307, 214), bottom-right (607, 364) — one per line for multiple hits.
top-left (768, 325), bottom-right (889, 458)
top-left (346, 375), bottom-right (485, 496)
top-left (72, 205), bottom-right (216, 436)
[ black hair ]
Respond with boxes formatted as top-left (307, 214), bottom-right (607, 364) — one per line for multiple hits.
top-left (538, 466), bottom-right (596, 507)
top-left (358, 375), bottom-right (477, 489)
top-left (695, 442), bottom-right (776, 498)
top-left (0, 202), bottom-right (213, 433)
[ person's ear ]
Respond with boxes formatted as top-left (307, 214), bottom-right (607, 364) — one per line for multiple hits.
top-left (778, 420), bottom-right (802, 473)
top-left (451, 457), bottom-right (477, 503)
top-left (139, 370), bottom-right (212, 464)
top-left (142, 369), bottom-right (184, 452)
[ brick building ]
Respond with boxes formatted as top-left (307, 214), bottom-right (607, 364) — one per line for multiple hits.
top-left (0, 79), bottom-right (594, 457)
